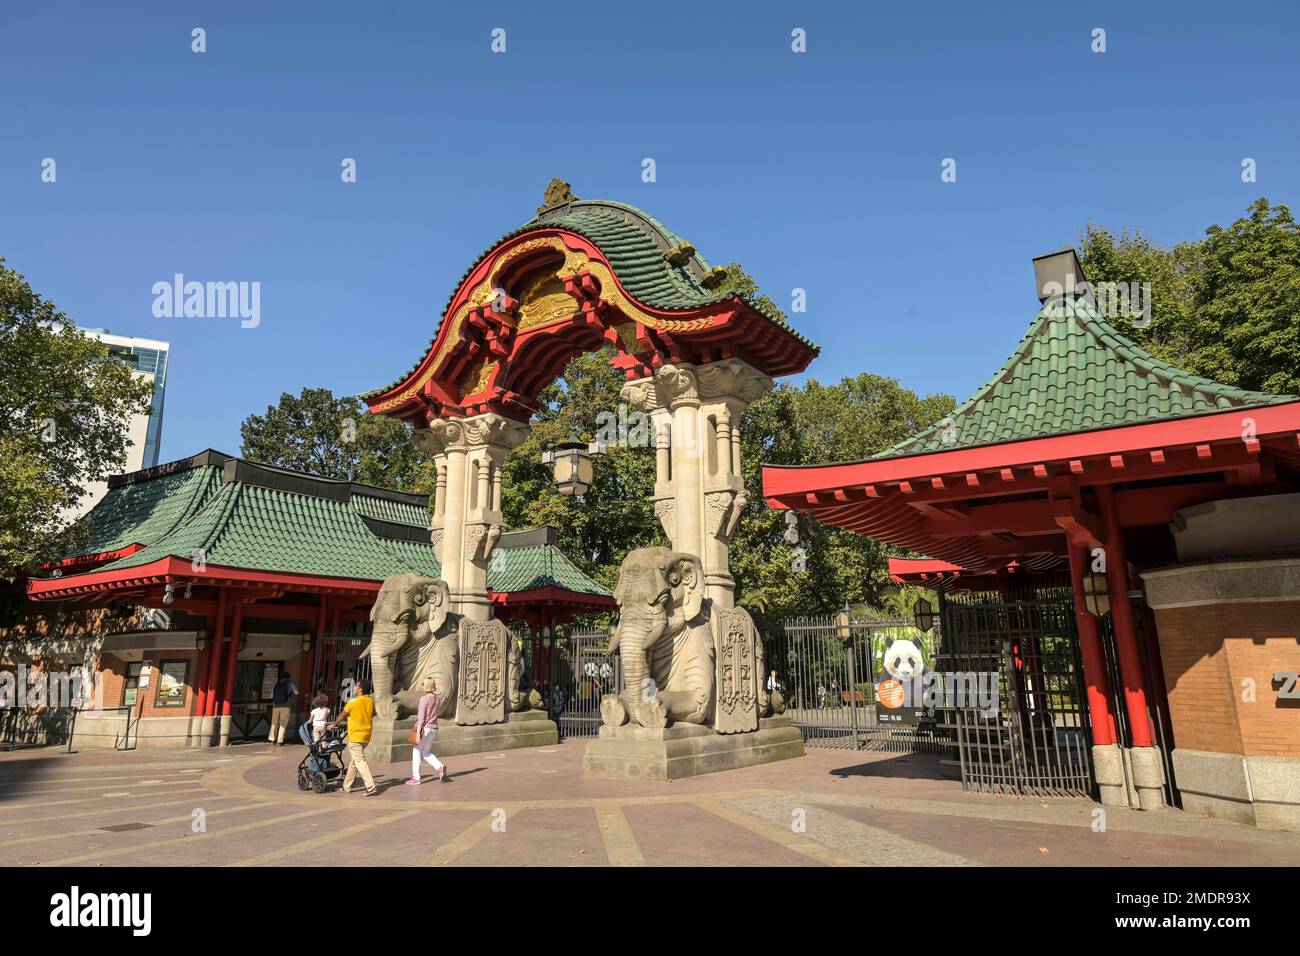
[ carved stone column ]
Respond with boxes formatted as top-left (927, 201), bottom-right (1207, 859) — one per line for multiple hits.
top-left (413, 412), bottom-right (531, 621)
top-left (622, 358), bottom-right (773, 610)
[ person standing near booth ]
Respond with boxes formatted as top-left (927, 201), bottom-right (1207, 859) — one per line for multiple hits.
top-left (268, 671), bottom-right (298, 746)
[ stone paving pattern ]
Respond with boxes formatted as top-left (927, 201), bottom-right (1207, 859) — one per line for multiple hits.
top-left (2, 742), bottom-right (1297, 867)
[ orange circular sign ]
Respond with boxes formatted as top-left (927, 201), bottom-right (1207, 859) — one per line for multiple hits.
top-left (878, 680), bottom-right (905, 709)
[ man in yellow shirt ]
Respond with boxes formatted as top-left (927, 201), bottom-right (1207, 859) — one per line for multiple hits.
top-left (327, 679), bottom-right (378, 795)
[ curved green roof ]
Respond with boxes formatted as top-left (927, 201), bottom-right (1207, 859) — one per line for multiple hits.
top-left (49, 452), bottom-right (610, 601)
top-left (364, 195), bottom-right (811, 400)
top-left (877, 299), bottom-right (1298, 460)
top-left (69, 453), bottom-right (225, 558)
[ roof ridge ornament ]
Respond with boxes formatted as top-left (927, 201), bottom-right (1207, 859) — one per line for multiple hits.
top-left (537, 177), bottom-right (578, 214)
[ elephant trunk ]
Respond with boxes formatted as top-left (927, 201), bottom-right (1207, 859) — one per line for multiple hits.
top-left (371, 649), bottom-right (395, 719)
top-left (615, 614), bottom-right (656, 715)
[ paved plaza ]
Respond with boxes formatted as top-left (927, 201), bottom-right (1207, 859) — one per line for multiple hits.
top-left (2, 742), bottom-right (1297, 868)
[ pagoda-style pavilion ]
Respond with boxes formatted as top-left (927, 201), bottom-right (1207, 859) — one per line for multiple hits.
top-left (12, 450), bottom-right (611, 749)
top-left (764, 291), bottom-right (1300, 829)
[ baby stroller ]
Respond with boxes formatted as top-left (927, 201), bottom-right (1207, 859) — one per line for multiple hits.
top-left (297, 723), bottom-right (347, 793)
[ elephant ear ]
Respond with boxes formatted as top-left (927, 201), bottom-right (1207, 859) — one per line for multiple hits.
top-left (675, 555), bottom-right (706, 624)
top-left (370, 575), bottom-right (403, 625)
top-left (425, 579), bottom-right (451, 633)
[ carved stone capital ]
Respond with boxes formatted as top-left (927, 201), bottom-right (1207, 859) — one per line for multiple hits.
top-left (696, 358), bottom-right (773, 405)
top-left (464, 522), bottom-right (501, 562)
top-left (422, 413), bottom-right (530, 453)
top-left (654, 498), bottom-right (676, 542)
top-left (621, 364), bottom-right (699, 413)
top-left (461, 412), bottom-right (531, 452)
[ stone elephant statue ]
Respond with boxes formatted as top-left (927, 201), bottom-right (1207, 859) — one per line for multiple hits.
top-left (367, 573), bottom-right (449, 720)
top-left (605, 548), bottom-right (714, 728)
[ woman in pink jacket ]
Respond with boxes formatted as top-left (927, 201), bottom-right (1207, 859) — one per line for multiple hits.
top-left (406, 676), bottom-right (447, 785)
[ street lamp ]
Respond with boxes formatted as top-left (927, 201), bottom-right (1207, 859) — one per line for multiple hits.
top-left (1032, 247), bottom-right (1088, 306)
top-left (912, 597), bottom-right (936, 632)
top-left (836, 604), bottom-right (852, 644)
top-left (541, 436), bottom-right (605, 496)
top-left (1082, 569), bottom-right (1111, 618)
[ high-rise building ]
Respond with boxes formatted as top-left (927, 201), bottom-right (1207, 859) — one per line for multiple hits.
top-left (63, 329), bottom-right (171, 520)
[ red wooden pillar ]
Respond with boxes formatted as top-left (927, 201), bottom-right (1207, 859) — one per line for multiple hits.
top-left (205, 590), bottom-right (231, 717)
top-left (1096, 484), bottom-right (1154, 748)
top-left (193, 643), bottom-right (214, 720)
top-left (302, 596), bottom-right (328, 708)
top-left (1066, 541), bottom-right (1117, 746)
top-left (216, 601), bottom-right (244, 720)
top-left (197, 589), bottom-right (228, 718)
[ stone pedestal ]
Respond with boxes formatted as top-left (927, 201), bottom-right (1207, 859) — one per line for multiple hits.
top-left (366, 710), bottom-right (557, 764)
top-left (583, 716), bottom-right (804, 781)
top-left (1129, 745), bottom-right (1166, 810)
top-left (1092, 743), bottom-right (1129, 807)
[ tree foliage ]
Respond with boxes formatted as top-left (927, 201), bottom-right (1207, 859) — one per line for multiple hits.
top-left (239, 387), bottom-right (427, 490)
top-left (731, 374), bottom-right (955, 617)
top-left (1079, 198), bottom-right (1300, 395)
top-left (499, 350), bottom-right (663, 595)
top-left (1, 258), bottom-right (154, 574)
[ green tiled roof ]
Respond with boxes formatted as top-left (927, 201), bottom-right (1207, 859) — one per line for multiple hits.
top-left (371, 538), bottom-right (610, 597)
top-left (69, 457), bottom-right (224, 558)
top-left (350, 493), bottom-right (429, 528)
top-left (875, 299), bottom-right (1298, 460)
top-left (51, 453), bottom-right (609, 600)
top-left (364, 197), bottom-right (815, 400)
top-left (485, 543), bottom-right (610, 596)
top-left (98, 483), bottom-right (414, 581)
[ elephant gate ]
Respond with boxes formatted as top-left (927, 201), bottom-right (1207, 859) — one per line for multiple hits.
top-left (360, 186), bottom-right (818, 776)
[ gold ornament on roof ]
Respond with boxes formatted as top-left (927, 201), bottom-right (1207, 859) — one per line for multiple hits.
top-left (538, 178), bottom-right (578, 214)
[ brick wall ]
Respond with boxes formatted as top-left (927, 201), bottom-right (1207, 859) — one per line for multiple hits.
top-left (1155, 601), bottom-right (1300, 757)
top-left (99, 650), bottom-right (202, 718)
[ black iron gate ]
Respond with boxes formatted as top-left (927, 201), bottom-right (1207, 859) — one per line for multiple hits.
top-left (938, 589), bottom-right (1094, 797)
top-left (310, 632), bottom-right (372, 715)
top-left (553, 628), bottom-right (622, 739)
top-left (763, 615), bottom-right (948, 753)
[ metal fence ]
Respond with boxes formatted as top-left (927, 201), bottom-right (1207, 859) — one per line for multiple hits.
top-left (550, 628), bottom-right (622, 739)
top-left (0, 706), bottom-right (76, 750)
top-left (763, 615), bottom-right (949, 754)
top-left (310, 633), bottom-right (372, 714)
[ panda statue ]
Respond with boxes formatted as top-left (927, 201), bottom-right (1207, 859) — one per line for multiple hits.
top-left (878, 634), bottom-right (929, 708)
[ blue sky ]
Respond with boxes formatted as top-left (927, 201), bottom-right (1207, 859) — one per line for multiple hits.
top-left (3, 1), bottom-right (1298, 463)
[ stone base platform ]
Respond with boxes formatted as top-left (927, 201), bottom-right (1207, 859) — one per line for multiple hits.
top-left (368, 710), bottom-right (558, 763)
top-left (583, 715), bottom-right (805, 781)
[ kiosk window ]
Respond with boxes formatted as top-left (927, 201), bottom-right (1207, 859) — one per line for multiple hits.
top-left (154, 661), bottom-right (189, 708)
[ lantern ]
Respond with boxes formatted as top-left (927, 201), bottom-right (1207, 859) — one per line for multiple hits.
top-left (912, 597), bottom-right (936, 632)
top-left (1083, 569), bottom-right (1111, 618)
top-left (542, 436), bottom-right (600, 496)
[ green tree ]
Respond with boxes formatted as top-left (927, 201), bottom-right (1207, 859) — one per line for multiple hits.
top-left (731, 374), bottom-right (955, 617)
top-left (0, 258), bottom-right (154, 574)
top-left (239, 387), bottom-right (426, 490)
top-left (1079, 198), bottom-right (1300, 394)
top-left (500, 350), bottom-right (664, 595)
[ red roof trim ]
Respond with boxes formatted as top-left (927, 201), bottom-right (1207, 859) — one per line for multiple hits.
top-left (490, 585), bottom-right (616, 608)
top-left (28, 557), bottom-right (393, 601)
top-left (28, 557), bottom-right (617, 608)
top-left (764, 401), bottom-right (1300, 499)
top-left (46, 543), bottom-right (145, 571)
